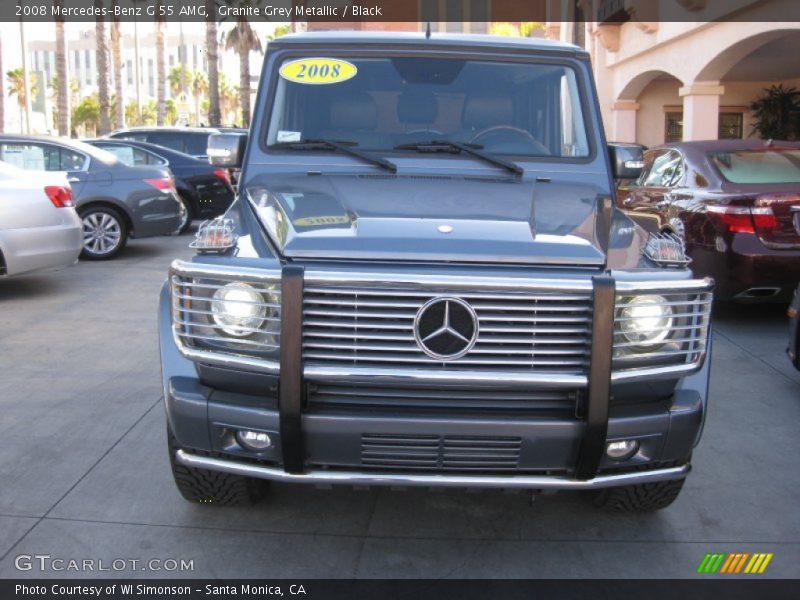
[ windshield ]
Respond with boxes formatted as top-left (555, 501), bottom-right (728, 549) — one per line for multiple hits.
top-left (709, 149), bottom-right (800, 184)
top-left (267, 56), bottom-right (590, 158)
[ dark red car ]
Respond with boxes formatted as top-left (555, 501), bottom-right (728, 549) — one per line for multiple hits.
top-left (617, 139), bottom-right (800, 301)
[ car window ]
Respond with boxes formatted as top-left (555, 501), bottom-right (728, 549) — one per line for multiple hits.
top-left (639, 150), bottom-right (683, 187)
top-left (147, 133), bottom-right (186, 154)
top-left (100, 144), bottom-right (167, 166)
top-left (114, 132), bottom-right (149, 143)
top-left (184, 133), bottom-right (211, 156)
top-left (708, 149), bottom-right (800, 184)
top-left (0, 143), bottom-right (86, 171)
top-left (267, 57), bottom-right (591, 158)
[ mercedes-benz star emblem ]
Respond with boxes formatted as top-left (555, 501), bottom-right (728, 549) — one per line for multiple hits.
top-left (414, 297), bottom-right (479, 360)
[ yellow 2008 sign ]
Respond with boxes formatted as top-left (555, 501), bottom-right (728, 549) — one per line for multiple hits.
top-left (279, 58), bottom-right (357, 85)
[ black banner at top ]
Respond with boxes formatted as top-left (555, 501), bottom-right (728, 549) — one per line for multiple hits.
top-left (5, 0), bottom-right (800, 23)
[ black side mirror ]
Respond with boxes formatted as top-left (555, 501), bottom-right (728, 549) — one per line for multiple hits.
top-left (208, 133), bottom-right (248, 169)
top-left (608, 143), bottom-right (645, 181)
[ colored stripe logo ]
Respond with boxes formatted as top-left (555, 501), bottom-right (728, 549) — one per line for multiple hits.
top-left (697, 552), bottom-right (773, 574)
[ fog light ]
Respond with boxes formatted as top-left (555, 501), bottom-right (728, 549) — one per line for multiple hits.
top-left (236, 430), bottom-right (273, 451)
top-left (606, 440), bottom-right (639, 460)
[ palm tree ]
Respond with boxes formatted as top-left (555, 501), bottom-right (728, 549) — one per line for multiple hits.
top-left (7, 68), bottom-right (36, 132)
top-left (0, 32), bottom-right (4, 133)
top-left (95, 0), bottom-right (111, 134)
top-left (111, 0), bottom-right (124, 129)
top-left (168, 65), bottom-right (191, 97)
top-left (54, 2), bottom-right (69, 136)
top-left (206, 0), bottom-right (221, 127)
top-left (192, 71), bottom-right (208, 125)
top-left (219, 73), bottom-right (238, 125)
top-left (155, 3), bottom-right (167, 126)
top-left (223, 3), bottom-right (264, 127)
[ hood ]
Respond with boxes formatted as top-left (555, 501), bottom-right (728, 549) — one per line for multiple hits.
top-left (245, 172), bottom-right (609, 266)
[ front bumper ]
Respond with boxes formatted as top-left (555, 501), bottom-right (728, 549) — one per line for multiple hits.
top-left (160, 269), bottom-right (709, 489)
top-left (175, 449), bottom-right (690, 490)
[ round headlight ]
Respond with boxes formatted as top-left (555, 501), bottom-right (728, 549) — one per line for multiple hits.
top-left (211, 282), bottom-right (266, 337)
top-left (619, 294), bottom-right (673, 347)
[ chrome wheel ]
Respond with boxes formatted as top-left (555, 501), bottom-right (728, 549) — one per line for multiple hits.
top-left (82, 211), bottom-right (123, 256)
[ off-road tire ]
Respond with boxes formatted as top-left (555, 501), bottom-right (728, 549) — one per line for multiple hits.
top-left (593, 478), bottom-right (686, 512)
top-left (167, 428), bottom-right (269, 506)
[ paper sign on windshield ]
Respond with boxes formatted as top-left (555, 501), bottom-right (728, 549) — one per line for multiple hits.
top-left (279, 58), bottom-right (357, 85)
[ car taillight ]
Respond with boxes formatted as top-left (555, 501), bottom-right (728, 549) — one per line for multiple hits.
top-left (144, 178), bottom-right (176, 194)
top-left (44, 185), bottom-right (74, 208)
top-left (213, 168), bottom-right (231, 186)
top-left (706, 205), bottom-right (778, 235)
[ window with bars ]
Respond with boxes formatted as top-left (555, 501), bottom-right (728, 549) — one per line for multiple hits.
top-left (665, 112), bottom-right (683, 142)
top-left (664, 111), bottom-right (743, 142)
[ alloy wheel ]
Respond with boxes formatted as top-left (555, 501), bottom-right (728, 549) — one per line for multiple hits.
top-left (82, 211), bottom-right (123, 256)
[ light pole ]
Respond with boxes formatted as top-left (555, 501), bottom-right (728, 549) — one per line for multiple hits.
top-left (19, 19), bottom-right (32, 133)
top-left (133, 1), bottom-right (142, 122)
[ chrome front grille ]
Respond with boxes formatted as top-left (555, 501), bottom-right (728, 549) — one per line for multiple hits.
top-left (361, 434), bottom-right (522, 471)
top-left (302, 285), bottom-right (593, 372)
top-left (309, 384), bottom-right (579, 416)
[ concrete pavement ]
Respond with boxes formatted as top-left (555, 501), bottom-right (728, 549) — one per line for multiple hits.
top-left (0, 232), bottom-right (798, 579)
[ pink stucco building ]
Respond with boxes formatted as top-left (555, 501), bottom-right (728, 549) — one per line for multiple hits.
top-left (546, 0), bottom-right (800, 145)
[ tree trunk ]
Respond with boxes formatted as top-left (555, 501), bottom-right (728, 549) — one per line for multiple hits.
top-left (111, 2), bottom-right (124, 129)
top-left (55, 15), bottom-right (70, 136)
top-left (95, 1), bottom-right (111, 135)
top-left (0, 31), bottom-right (4, 133)
top-left (238, 33), bottom-right (251, 127)
top-left (205, 4), bottom-right (221, 127)
top-left (155, 10), bottom-right (166, 126)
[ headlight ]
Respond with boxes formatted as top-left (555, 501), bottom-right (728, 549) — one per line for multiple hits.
top-left (617, 294), bottom-right (673, 348)
top-left (211, 282), bottom-right (270, 337)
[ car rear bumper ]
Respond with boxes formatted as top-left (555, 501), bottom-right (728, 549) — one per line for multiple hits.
top-left (692, 238), bottom-right (800, 301)
top-left (0, 217), bottom-right (82, 277)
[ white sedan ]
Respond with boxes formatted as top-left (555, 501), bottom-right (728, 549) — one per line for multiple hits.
top-left (0, 161), bottom-right (82, 277)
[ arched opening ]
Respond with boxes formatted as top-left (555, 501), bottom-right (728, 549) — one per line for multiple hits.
top-left (614, 70), bottom-right (683, 146)
top-left (690, 28), bottom-right (800, 140)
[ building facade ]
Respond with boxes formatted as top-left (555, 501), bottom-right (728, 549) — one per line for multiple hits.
top-left (547, 0), bottom-right (800, 145)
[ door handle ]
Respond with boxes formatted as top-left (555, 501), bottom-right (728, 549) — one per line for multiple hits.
top-left (67, 176), bottom-right (80, 183)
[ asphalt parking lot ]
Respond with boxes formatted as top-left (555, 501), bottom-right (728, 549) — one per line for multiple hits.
top-left (0, 231), bottom-right (798, 579)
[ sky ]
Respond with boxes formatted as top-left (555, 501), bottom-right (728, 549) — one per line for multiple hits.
top-left (0, 20), bottom-right (285, 73)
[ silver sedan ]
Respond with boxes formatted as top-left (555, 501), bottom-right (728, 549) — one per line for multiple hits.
top-left (0, 161), bottom-right (82, 277)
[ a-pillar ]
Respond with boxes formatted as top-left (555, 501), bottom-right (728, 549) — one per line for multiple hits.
top-left (679, 82), bottom-right (725, 141)
top-left (611, 101), bottom-right (639, 143)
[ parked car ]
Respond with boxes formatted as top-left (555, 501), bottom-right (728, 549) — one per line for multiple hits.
top-left (87, 139), bottom-right (235, 234)
top-left (159, 33), bottom-right (714, 512)
top-left (106, 126), bottom-right (247, 160)
top-left (617, 140), bottom-right (800, 301)
top-left (788, 283), bottom-right (800, 370)
top-left (0, 135), bottom-right (182, 260)
top-left (0, 161), bottom-right (82, 277)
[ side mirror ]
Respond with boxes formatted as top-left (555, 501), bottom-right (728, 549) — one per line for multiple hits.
top-left (208, 133), bottom-right (248, 169)
top-left (608, 143), bottom-right (645, 181)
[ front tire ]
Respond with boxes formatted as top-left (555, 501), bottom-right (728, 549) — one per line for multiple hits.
top-left (593, 478), bottom-right (686, 512)
top-left (167, 427), bottom-right (269, 506)
top-left (80, 206), bottom-right (128, 260)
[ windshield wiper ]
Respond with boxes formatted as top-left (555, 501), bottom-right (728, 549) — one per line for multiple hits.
top-left (269, 139), bottom-right (397, 173)
top-left (394, 139), bottom-right (523, 177)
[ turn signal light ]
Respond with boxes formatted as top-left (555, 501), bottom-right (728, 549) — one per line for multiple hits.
top-left (144, 177), bottom-right (176, 193)
top-left (707, 205), bottom-right (778, 235)
top-left (44, 185), bottom-right (74, 208)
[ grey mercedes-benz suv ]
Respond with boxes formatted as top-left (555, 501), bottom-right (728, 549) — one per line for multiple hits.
top-left (158, 32), bottom-right (713, 511)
